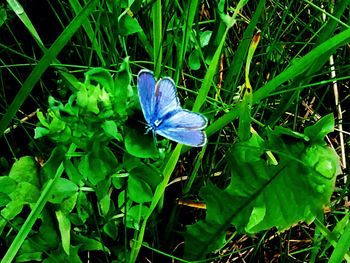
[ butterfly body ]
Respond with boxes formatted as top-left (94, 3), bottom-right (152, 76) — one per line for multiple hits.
top-left (137, 70), bottom-right (207, 147)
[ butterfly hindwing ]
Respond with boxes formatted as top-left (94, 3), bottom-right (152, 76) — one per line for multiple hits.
top-left (156, 109), bottom-right (207, 147)
top-left (156, 127), bottom-right (207, 147)
top-left (158, 109), bottom-right (207, 130)
top-left (137, 69), bottom-right (156, 123)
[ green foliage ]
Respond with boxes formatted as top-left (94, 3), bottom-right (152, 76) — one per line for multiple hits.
top-left (184, 114), bottom-right (340, 260)
top-left (1, 0), bottom-right (349, 262)
top-left (0, 157), bottom-right (40, 235)
top-left (1, 65), bottom-right (165, 261)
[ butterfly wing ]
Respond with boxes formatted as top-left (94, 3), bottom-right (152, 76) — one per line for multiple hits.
top-left (137, 69), bottom-right (157, 123)
top-left (153, 77), bottom-right (180, 122)
top-left (156, 110), bottom-right (207, 147)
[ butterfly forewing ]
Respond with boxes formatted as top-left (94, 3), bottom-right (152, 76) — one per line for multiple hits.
top-left (137, 70), bottom-right (156, 123)
top-left (153, 78), bottom-right (180, 121)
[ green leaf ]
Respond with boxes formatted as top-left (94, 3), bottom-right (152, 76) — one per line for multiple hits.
top-left (73, 234), bottom-right (111, 254)
top-left (10, 182), bottom-right (40, 203)
top-left (128, 174), bottom-right (153, 203)
top-left (76, 84), bottom-right (100, 114)
top-left (85, 68), bottom-right (114, 94)
top-left (129, 165), bottom-right (162, 191)
top-left (126, 205), bottom-right (149, 230)
top-left (119, 14), bottom-right (142, 36)
top-left (0, 6), bottom-right (7, 27)
top-left (102, 120), bottom-right (122, 141)
top-left (189, 50), bottom-right (201, 70)
top-left (124, 126), bottom-right (158, 158)
top-left (183, 122), bottom-right (340, 260)
top-left (64, 160), bottom-right (84, 185)
top-left (47, 178), bottom-right (78, 204)
top-left (78, 146), bottom-right (118, 185)
top-left (34, 127), bottom-right (50, 139)
top-left (0, 193), bottom-right (11, 207)
top-left (0, 201), bottom-right (24, 234)
top-left (60, 192), bottom-right (78, 214)
top-left (304, 113), bottom-right (334, 144)
top-left (0, 176), bottom-right (17, 195)
top-left (199, 30), bottom-right (212, 47)
top-left (71, 192), bottom-right (91, 225)
top-left (42, 145), bottom-right (68, 180)
top-left (103, 220), bottom-right (118, 240)
top-left (9, 156), bottom-right (40, 186)
top-left (99, 194), bottom-right (111, 216)
top-left (56, 210), bottom-right (71, 255)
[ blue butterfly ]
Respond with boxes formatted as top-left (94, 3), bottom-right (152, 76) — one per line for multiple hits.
top-left (137, 69), bottom-right (207, 147)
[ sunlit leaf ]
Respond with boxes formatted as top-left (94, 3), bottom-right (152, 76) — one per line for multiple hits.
top-left (184, 115), bottom-right (340, 260)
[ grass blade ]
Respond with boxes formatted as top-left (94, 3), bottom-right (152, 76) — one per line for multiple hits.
top-left (153, 0), bottom-right (162, 77)
top-left (253, 27), bottom-right (350, 103)
top-left (0, 0), bottom-right (98, 138)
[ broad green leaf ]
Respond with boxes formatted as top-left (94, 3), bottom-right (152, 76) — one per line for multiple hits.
top-left (0, 201), bottom-right (24, 234)
top-left (85, 68), bottom-right (114, 94)
top-left (129, 165), bottom-right (162, 191)
top-left (118, 190), bottom-right (133, 213)
top-left (103, 220), bottom-right (118, 240)
top-left (199, 31), bottom-right (212, 47)
top-left (128, 174), bottom-right (153, 203)
top-left (126, 205), bottom-right (149, 230)
top-left (34, 127), bottom-right (50, 139)
top-left (184, 117), bottom-right (340, 260)
top-left (272, 126), bottom-right (309, 141)
top-left (73, 234), bottom-right (111, 254)
top-left (0, 176), bottom-right (16, 195)
top-left (78, 146), bottom-right (118, 185)
top-left (123, 153), bottom-right (143, 171)
top-left (102, 120), bottom-right (122, 141)
top-left (304, 113), bottom-right (334, 144)
top-left (41, 145), bottom-right (68, 180)
top-left (60, 192), bottom-right (78, 214)
top-left (119, 14), bottom-right (142, 36)
top-left (47, 178), bottom-right (78, 204)
top-left (10, 182), bottom-right (40, 203)
top-left (124, 126), bottom-right (158, 158)
top-left (189, 50), bottom-right (201, 70)
top-left (9, 156), bottom-right (40, 187)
